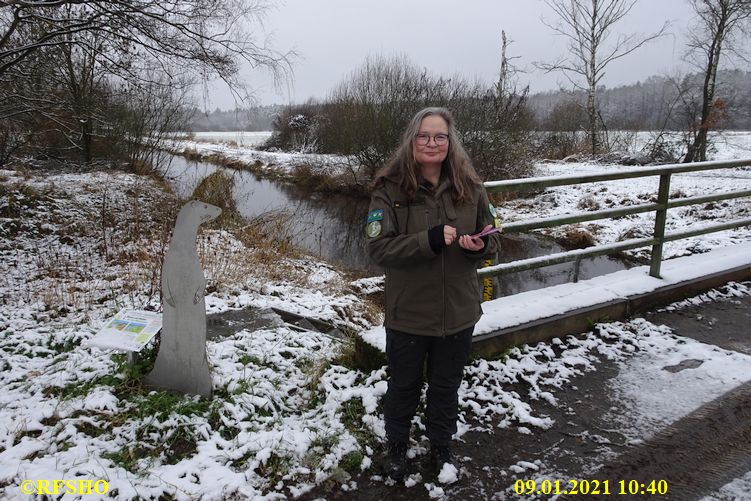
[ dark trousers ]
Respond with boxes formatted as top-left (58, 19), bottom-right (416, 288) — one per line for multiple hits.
top-left (384, 326), bottom-right (474, 447)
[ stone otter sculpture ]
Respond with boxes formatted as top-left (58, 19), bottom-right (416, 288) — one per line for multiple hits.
top-left (145, 200), bottom-right (221, 397)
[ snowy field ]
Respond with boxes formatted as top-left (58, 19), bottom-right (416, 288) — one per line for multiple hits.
top-left (497, 133), bottom-right (751, 261)
top-left (162, 135), bottom-right (354, 180)
top-left (178, 131), bottom-right (272, 148)
top-left (2, 130), bottom-right (751, 499)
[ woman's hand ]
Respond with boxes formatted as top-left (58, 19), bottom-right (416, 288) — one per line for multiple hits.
top-left (444, 225), bottom-right (457, 246)
top-left (458, 225), bottom-right (492, 251)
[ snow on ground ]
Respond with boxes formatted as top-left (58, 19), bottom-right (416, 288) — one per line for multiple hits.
top-left (0, 166), bottom-right (379, 499)
top-left (490, 280), bottom-right (751, 500)
top-left (3, 136), bottom-right (751, 499)
top-left (162, 137), bottom-right (354, 180)
top-left (184, 131), bottom-right (273, 148)
top-left (607, 316), bottom-right (751, 442)
top-left (702, 471), bottom-right (751, 501)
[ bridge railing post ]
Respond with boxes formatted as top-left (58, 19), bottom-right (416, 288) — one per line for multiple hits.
top-left (650, 173), bottom-right (672, 278)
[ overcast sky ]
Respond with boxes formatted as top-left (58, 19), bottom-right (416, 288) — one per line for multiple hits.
top-left (207, 0), bottom-right (697, 109)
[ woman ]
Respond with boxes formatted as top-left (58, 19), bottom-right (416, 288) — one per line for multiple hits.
top-left (367, 107), bottom-right (501, 480)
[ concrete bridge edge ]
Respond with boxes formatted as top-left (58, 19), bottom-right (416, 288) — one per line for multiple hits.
top-left (354, 264), bottom-right (751, 370)
top-left (471, 264), bottom-right (751, 359)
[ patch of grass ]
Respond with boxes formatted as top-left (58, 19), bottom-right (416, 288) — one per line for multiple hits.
top-left (302, 432), bottom-right (339, 470)
top-left (340, 397), bottom-right (378, 449)
top-left (339, 451), bottom-right (364, 474)
top-left (206, 400), bottom-right (239, 440)
top-left (76, 421), bottom-right (106, 438)
top-left (183, 148), bottom-right (202, 161)
top-left (102, 445), bottom-right (151, 473)
top-left (331, 339), bottom-right (358, 370)
top-left (42, 373), bottom-right (123, 400)
top-left (71, 347), bottom-right (154, 402)
top-left (57, 440), bottom-right (74, 452)
top-left (587, 315), bottom-right (611, 329)
top-left (129, 391), bottom-right (211, 421)
top-left (230, 378), bottom-right (251, 395)
top-left (0, 183), bottom-right (55, 218)
top-left (229, 449), bottom-right (257, 470)
top-left (255, 452), bottom-right (292, 486)
top-left (290, 164), bottom-right (340, 193)
top-left (577, 195), bottom-right (601, 211)
top-left (302, 356), bottom-right (331, 409)
top-left (238, 353), bottom-right (263, 366)
top-left (13, 429), bottom-right (42, 446)
top-left (46, 335), bottom-right (80, 353)
top-left (162, 427), bottom-right (197, 465)
top-left (39, 415), bottom-right (60, 427)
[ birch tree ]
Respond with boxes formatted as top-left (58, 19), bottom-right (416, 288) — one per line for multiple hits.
top-left (683, 0), bottom-right (751, 162)
top-left (537, 0), bottom-right (666, 155)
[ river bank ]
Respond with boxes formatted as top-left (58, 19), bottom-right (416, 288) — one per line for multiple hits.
top-left (163, 136), bottom-right (371, 197)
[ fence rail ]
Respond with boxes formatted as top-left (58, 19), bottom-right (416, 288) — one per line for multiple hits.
top-left (480, 158), bottom-right (751, 280)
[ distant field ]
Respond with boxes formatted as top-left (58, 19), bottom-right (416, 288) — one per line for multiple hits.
top-left (180, 130), bottom-right (751, 161)
top-left (627, 130), bottom-right (751, 161)
top-left (178, 131), bottom-right (273, 147)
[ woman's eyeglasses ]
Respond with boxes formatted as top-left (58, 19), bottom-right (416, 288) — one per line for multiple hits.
top-left (415, 133), bottom-right (449, 146)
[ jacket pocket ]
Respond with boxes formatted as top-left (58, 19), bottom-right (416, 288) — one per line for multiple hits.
top-left (390, 288), bottom-right (403, 321)
top-left (444, 270), bottom-right (482, 332)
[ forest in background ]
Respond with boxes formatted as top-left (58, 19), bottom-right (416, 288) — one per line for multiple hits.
top-left (189, 69), bottom-right (751, 133)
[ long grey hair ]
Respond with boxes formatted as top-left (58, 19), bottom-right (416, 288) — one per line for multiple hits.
top-left (372, 107), bottom-right (480, 204)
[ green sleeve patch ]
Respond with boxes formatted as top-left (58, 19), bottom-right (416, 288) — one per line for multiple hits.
top-left (367, 209), bottom-right (384, 223)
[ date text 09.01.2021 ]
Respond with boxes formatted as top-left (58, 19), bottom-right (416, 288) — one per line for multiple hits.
top-left (514, 479), bottom-right (668, 496)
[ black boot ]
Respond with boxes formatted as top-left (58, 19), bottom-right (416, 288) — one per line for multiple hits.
top-left (430, 444), bottom-right (454, 471)
top-left (383, 442), bottom-right (409, 481)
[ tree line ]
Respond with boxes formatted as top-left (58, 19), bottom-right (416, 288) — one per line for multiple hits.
top-left (530, 70), bottom-right (751, 131)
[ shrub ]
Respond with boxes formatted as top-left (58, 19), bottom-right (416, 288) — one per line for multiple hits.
top-left (556, 227), bottom-right (595, 250)
top-left (191, 171), bottom-right (240, 226)
top-left (266, 53), bottom-right (536, 183)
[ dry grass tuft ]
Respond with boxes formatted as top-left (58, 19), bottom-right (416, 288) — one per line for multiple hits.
top-left (191, 171), bottom-right (241, 227)
top-left (555, 226), bottom-right (596, 250)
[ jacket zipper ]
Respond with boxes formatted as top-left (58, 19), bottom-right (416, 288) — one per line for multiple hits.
top-left (438, 203), bottom-right (446, 337)
top-left (441, 249), bottom-right (446, 337)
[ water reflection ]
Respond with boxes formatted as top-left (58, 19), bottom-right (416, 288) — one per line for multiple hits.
top-left (161, 154), bottom-right (631, 296)
top-left (161, 155), bottom-right (372, 270)
top-left (495, 234), bottom-right (631, 297)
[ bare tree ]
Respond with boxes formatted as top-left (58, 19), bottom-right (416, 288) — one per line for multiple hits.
top-left (683, 0), bottom-right (751, 162)
top-left (0, 0), bottom-right (289, 85)
top-left (455, 31), bottom-right (534, 180)
top-left (537, 0), bottom-right (667, 155)
top-left (0, 0), bottom-right (289, 164)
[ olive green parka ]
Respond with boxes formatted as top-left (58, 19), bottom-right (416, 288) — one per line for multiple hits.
top-left (367, 174), bottom-right (501, 337)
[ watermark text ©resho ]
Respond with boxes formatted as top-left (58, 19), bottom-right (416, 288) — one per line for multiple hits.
top-left (20, 479), bottom-right (109, 495)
